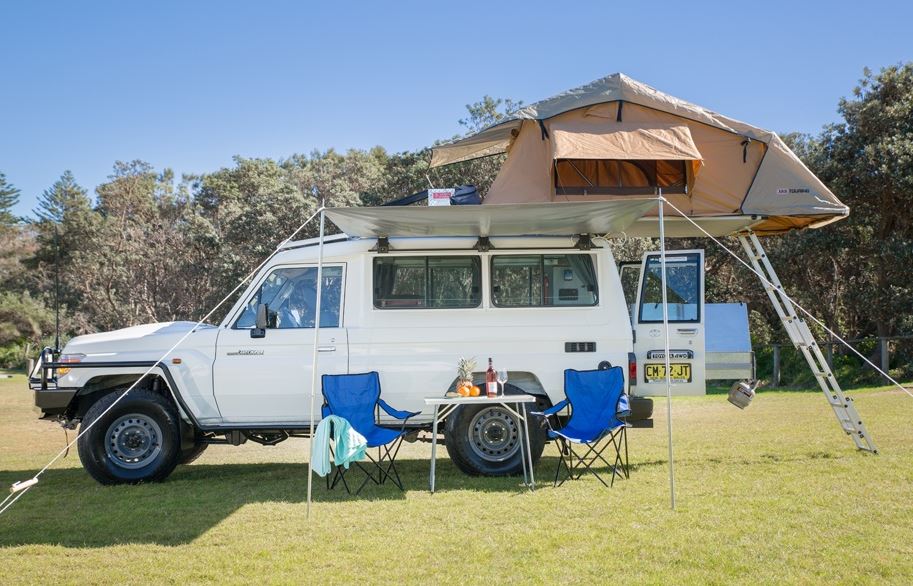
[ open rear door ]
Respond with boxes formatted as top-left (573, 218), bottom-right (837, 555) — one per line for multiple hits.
top-left (631, 250), bottom-right (706, 395)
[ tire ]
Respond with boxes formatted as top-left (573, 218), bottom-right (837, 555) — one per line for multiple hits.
top-left (444, 385), bottom-right (547, 476)
top-left (178, 441), bottom-right (208, 465)
top-left (77, 388), bottom-right (182, 485)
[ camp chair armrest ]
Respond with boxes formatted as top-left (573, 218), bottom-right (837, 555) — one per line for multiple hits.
top-left (377, 398), bottom-right (418, 421)
top-left (533, 399), bottom-right (569, 418)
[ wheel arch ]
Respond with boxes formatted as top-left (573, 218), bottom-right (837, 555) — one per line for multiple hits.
top-left (74, 372), bottom-right (180, 421)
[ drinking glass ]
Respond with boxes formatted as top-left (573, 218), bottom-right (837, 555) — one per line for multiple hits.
top-left (496, 369), bottom-right (508, 396)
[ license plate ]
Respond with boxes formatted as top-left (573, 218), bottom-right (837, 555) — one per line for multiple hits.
top-left (644, 363), bottom-right (692, 383)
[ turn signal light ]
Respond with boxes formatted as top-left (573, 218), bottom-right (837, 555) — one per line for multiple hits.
top-left (56, 353), bottom-right (85, 376)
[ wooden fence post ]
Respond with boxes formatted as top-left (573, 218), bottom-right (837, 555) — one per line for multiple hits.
top-left (772, 344), bottom-right (781, 387)
top-left (880, 337), bottom-right (890, 384)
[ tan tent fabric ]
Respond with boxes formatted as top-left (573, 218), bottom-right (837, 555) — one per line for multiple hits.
top-left (551, 122), bottom-right (702, 164)
top-left (430, 73), bottom-right (847, 235)
top-left (429, 120), bottom-right (523, 168)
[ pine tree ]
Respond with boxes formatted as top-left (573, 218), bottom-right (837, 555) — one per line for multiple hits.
top-left (34, 170), bottom-right (90, 223)
top-left (0, 172), bottom-right (20, 227)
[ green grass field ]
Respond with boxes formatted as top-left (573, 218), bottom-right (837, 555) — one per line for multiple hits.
top-left (1, 373), bottom-right (912, 584)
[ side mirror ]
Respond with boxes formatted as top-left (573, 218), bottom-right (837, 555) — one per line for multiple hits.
top-left (251, 303), bottom-right (269, 338)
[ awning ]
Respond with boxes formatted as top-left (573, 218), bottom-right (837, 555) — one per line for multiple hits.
top-left (429, 120), bottom-right (521, 167)
top-left (325, 199), bottom-right (658, 238)
top-left (551, 122), bottom-right (703, 165)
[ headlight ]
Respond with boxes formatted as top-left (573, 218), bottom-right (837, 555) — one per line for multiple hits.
top-left (57, 354), bottom-right (86, 376)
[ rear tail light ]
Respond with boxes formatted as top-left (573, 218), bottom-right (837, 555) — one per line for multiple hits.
top-left (627, 352), bottom-right (637, 388)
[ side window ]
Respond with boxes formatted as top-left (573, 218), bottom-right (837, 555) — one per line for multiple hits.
top-left (373, 256), bottom-right (481, 309)
top-left (234, 266), bottom-right (343, 329)
top-left (491, 254), bottom-right (598, 307)
top-left (638, 253), bottom-right (700, 323)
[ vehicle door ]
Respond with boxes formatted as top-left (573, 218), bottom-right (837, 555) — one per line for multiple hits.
top-left (213, 264), bottom-right (348, 423)
top-left (618, 261), bottom-right (642, 323)
top-left (631, 250), bottom-right (706, 395)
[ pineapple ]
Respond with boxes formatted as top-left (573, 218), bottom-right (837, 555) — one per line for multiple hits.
top-left (457, 356), bottom-right (477, 386)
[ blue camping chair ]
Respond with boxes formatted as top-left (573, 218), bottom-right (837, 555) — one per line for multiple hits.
top-left (535, 367), bottom-right (630, 487)
top-left (321, 372), bottom-right (419, 494)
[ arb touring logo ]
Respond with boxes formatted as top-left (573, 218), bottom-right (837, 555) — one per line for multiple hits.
top-left (777, 187), bottom-right (811, 195)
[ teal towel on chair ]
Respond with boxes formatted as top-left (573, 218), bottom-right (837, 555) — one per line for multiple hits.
top-left (311, 415), bottom-right (368, 477)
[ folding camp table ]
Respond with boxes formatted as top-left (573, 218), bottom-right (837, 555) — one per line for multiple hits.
top-left (424, 395), bottom-right (536, 493)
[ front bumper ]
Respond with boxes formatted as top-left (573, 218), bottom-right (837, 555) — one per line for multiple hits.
top-left (29, 347), bottom-right (77, 416)
top-left (33, 387), bottom-right (78, 416)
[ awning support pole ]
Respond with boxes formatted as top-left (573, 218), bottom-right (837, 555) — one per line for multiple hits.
top-left (307, 206), bottom-right (327, 518)
top-left (658, 193), bottom-right (676, 510)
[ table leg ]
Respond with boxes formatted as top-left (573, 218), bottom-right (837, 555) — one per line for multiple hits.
top-left (522, 402), bottom-right (535, 490)
top-left (430, 404), bottom-right (439, 493)
top-left (515, 401), bottom-right (529, 487)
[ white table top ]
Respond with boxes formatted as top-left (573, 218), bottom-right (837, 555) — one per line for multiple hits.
top-left (424, 395), bottom-right (536, 406)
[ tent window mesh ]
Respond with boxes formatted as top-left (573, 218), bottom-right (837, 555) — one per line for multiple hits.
top-left (554, 159), bottom-right (687, 195)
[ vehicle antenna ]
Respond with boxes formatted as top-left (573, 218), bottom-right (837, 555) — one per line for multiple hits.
top-left (54, 224), bottom-right (61, 354)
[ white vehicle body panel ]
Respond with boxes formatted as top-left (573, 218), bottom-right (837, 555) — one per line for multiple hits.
top-left (58, 234), bottom-right (739, 427)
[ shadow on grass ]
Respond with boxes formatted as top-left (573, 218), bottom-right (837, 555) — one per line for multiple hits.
top-left (705, 384), bottom-right (824, 395)
top-left (0, 458), bottom-right (541, 548)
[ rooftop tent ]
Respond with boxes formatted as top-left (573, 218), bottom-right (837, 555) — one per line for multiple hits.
top-left (430, 73), bottom-right (848, 235)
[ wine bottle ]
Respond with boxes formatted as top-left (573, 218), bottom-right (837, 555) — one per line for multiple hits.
top-left (486, 357), bottom-right (497, 398)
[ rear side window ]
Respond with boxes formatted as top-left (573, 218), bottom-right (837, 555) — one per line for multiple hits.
top-left (491, 254), bottom-right (598, 307)
top-left (373, 256), bottom-right (481, 309)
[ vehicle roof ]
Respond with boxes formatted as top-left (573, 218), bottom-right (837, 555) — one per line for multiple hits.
top-left (273, 233), bottom-right (604, 263)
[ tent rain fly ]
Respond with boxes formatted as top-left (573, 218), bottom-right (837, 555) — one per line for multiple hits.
top-left (430, 73), bottom-right (849, 236)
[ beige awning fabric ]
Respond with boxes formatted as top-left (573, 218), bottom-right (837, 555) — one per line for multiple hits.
top-left (325, 200), bottom-right (658, 238)
top-left (551, 122), bottom-right (703, 164)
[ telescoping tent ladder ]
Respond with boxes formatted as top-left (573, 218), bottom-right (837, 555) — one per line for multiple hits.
top-left (739, 233), bottom-right (877, 453)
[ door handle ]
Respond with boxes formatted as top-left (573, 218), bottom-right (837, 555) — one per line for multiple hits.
top-left (677, 328), bottom-right (698, 335)
top-left (318, 346), bottom-right (336, 353)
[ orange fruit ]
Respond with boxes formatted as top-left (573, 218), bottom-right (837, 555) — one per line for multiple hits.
top-left (457, 386), bottom-right (470, 397)
top-left (469, 385), bottom-right (481, 397)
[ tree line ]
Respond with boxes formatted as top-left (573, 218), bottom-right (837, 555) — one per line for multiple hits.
top-left (1, 65), bottom-right (911, 378)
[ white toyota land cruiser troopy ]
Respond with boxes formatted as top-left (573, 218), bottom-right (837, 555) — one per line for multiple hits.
top-left (31, 228), bottom-right (740, 485)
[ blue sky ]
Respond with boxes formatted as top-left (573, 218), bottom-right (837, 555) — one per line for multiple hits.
top-left (2, 0), bottom-right (911, 218)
